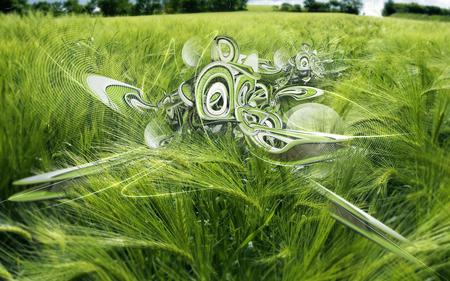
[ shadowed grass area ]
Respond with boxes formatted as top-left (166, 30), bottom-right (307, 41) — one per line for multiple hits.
top-left (0, 11), bottom-right (449, 280)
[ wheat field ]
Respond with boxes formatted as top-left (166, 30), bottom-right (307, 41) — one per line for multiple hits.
top-left (0, 10), bottom-right (449, 280)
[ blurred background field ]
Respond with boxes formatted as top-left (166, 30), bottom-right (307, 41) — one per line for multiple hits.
top-left (0, 8), bottom-right (449, 281)
top-left (246, 4), bottom-right (273, 12)
top-left (390, 12), bottom-right (450, 22)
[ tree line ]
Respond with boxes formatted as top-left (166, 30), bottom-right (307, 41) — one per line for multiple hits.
top-left (275, 0), bottom-right (362, 15)
top-left (0, 0), bottom-right (247, 16)
top-left (382, 0), bottom-right (450, 17)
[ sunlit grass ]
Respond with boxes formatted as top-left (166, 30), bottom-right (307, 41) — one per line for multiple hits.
top-left (0, 11), bottom-right (449, 280)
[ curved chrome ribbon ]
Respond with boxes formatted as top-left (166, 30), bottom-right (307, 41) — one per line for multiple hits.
top-left (83, 36), bottom-right (343, 165)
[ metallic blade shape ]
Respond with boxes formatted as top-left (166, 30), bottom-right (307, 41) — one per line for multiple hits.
top-left (311, 180), bottom-right (407, 241)
top-left (86, 74), bottom-right (156, 114)
top-left (13, 155), bottom-right (132, 186)
top-left (330, 213), bottom-right (420, 264)
top-left (310, 180), bottom-right (422, 264)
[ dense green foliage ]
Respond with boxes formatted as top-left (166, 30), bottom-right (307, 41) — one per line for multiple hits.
top-left (383, 0), bottom-right (450, 17)
top-left (0, 0), bottom-right (27, 13)
top-left (97, 0), bottom-right (131, 16)
top-left (276, 0), bottom-right (362, 14)
top-left (0, 0), bottom-right (247, 16)
top-left (0, 10), bottom-right (449, 281)
top-left (391, 12), bottom-right (450, 22)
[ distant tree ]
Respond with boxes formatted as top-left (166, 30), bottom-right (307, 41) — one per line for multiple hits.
top-left (272, 5), bottom-right (279, 11)
top-left (64, 0), bottom-right (83, 13)
top-left (32, 1), bottom-right (52, 13)
top-left (329, 0), bottom-right (340, 12)
top-left (304, 0), bottom-right (329, 12)
top-left (50, 1), bottom-right (64, 15)
top-left (278, 2), bottom-right (302, 12)
top-left (339, 0), bottom-right (362, 14)
top-left (31, 0), bottom-right (64, 15)
top-left (164, 0), bottom-right (180, 13)
top-left (134, 0), bottom-right (161, 14)
top-left (164, 0), bottom-right (246, 13)
top-left (0, 0), bottom-right (28, 13)
top-left (303, 0), bottom-right (315, 10)
top-left (292, 4), bottom-right (302, 12)
top-left (98, 0), bottom-right (131, 16)
top-left (382, 0), bottom-right (395, 16)
top-left (382, 1), bottom-right (450, 17)
top-left (179, 0), bottom-right (199, 13)
top-left (280, 2), bottom-right (292, 11)
top-left (406, 3), bottom-right (424, 14)
top-left (210, 0), bottom-right (232, 11)
top-left (85, 0), bottom-right (98, 13)
top-left (235, 0), bottom-right (246, 10)
top-left (0, 0), bottom-right (10, 12)
top-left (425, 5), bottom-right (442, 15)
top-left (16, 0), bottom-right (28, 13)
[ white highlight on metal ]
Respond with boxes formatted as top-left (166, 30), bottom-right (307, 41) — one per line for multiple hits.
top-left (86, 74), bottom-right (141, 112)
top-left (287, 103), bottom-right (343, 133)
top-left (243, 53), bottom-right (259, 72)
top-left (144, 123), bottom-right (168, 149)
top-left (182, 37), bottom-right (202, 68)
top-left (205, 82), bottom-right (228, 116)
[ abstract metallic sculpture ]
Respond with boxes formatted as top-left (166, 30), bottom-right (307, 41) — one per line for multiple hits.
top-left (83, 36), bottom-right (351, 166)
top-left (12, 36), bottom-right (417, 263)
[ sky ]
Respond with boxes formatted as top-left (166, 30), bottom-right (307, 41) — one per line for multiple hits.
top-left (248, 0), bottom-right (450, 16)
